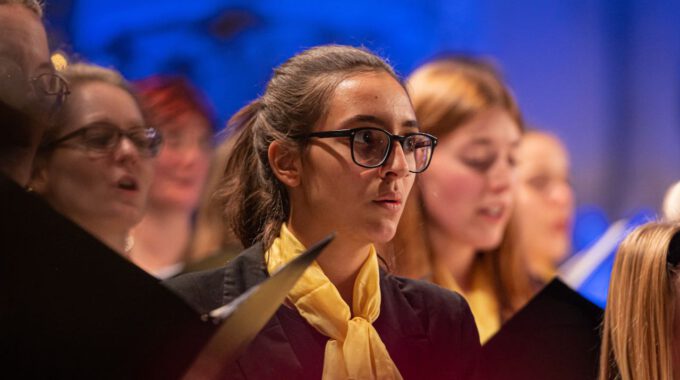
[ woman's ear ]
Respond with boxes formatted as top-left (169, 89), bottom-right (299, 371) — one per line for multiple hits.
top-left (268, 140), bottom-right (301, 187)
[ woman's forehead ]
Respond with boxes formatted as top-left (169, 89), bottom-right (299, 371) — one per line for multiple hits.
top-left (65, 82), bottom-right (143, 128)
top-left (318, 71), bottom-right (415, 132)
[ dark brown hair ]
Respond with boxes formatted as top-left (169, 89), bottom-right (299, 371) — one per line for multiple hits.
top-left (216, 44), bottom-right (400, 248)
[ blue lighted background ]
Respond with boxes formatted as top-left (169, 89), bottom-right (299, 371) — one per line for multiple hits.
top-left (43, 0), bottom-right (679, 228)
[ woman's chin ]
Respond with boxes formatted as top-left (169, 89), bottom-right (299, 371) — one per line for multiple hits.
top-left (366, 222), bottom-right (399, 245)
top-left (473, 234), bottom-right (504, 251)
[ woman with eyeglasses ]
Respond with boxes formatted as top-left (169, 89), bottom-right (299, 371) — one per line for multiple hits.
top-left (599, 222), bottom-right (680, 380)
top-left (385, 57), bottom-right (530, 343)
top-left (29, 63), bottom-right (162, 256)
top-left (165, 45), bottom-right (480, 379)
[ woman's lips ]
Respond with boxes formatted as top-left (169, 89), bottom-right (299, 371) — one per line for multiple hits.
top-left (477, 205), bottom-right (507, 223)
top-left (116, 175), bottom-right (139, 192)
top-left (373, 199), bottom-right (403, 210)
top-left (373, 193), bottom-right (403, 211)
top-left (552, 219), bottom-right (571, 232)
top-left (167, 175), bottom-right (200, 188)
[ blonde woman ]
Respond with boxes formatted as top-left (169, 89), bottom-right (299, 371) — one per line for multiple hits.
top-left (31, 63), bottom-right (160, 255)
top-left (599, 222), bottom-right (680, 380)
top-left (388, 57), bottom-right (531, 342)
top-left (511, 130), bottom-right (574, 283)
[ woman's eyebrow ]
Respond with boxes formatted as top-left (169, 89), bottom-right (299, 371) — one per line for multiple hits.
top-left (464, 138), bottom-right (494, 147)
top-left (30, 60), bottom-right (53, 71)
top-left (342, 114), bottom-right (385, 127)
top-left (341, 114), bottom-right (420, 129)
top-left (402, 119), bottom-right (419, 129)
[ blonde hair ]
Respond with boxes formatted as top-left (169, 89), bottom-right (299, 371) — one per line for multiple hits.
top-left (599, 222), bottom-right (680, 380)
top-left (389, 56), bottom-right (529, 319)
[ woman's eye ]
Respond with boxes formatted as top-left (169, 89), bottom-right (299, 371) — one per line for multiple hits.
top-left (164, 132), bottom-right (183, 147)
top-left (82, 128), bottom-right (116, 148)
top-left (403, 138), bottom-right (417, 152)
top-left (86, 135), bottom-right (113, 148)
top-left (527, 176), bottom-right (550, 191)
top-left (358, 131), bottom-right (375, 144)
top-left (461, 156), bottom-right (495, 172)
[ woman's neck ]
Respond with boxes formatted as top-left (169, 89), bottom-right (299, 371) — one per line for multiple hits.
top-left (526, 251), bottom-right (556, 282)
top-left (286, 221), bottom-right (371, 308)
top-left (69, 215), bottom-right (129, 255)
top-left (130, 207), bottom-right (192, 275)
top-left (427, 224), bottom-right (477, 292)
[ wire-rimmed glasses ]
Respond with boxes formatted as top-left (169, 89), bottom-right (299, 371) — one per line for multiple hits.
top-left (41, 122), bottom-right (163, 158)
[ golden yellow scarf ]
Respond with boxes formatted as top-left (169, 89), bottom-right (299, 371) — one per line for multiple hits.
top-left (266, 224), bottom-right (402, 379)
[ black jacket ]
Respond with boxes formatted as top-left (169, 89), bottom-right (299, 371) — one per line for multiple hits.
top-left (166, 243), bottom-right (481, 380)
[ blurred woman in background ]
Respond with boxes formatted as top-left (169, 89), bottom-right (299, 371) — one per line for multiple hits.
top-left (183, 130), bottom-right (243, 271)
top-left (30, 63), bottom-right (161, 255)
top-left (388, 56), bottom-right (531, 343)
top-left (130, 76), bottom-right (214, 278)
top-left (511, 130), bottom-right (574, 283)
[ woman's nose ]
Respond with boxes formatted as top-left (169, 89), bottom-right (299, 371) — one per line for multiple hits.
top-left (488, 159), bottom-right (514, 193)
top-left (380, 142), bottom-right (410, 178)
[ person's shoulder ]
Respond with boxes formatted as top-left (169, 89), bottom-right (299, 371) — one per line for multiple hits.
top-left (163, 267), bottom-right (226, 314)
top-left (163, 243), bottom-right (265, 314)
top-left (383, 272), bottom-right (481, 376)
top-left (384, 272), bottom-right (469, 315)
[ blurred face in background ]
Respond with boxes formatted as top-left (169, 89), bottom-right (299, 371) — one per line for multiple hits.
top-left (513, 132), bottom-right (574, 276)
top-left (33, 81), bottom-right (154, 233)
top-left (0, 4), bottom-right (50, 102)
top-left (419, 107), bottom-right (521, 250)
top-left (147, 111), bottom-right (212, 212)
top-left (0, 3), bottom-right (54, 160)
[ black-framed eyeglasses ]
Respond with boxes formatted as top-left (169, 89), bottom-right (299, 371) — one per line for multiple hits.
top-left (294, 127), bottom-right (438, 173)
top-left (32, 72), bottom-right (70, 111)
top-left (41, 122), bottom-right (163, 158)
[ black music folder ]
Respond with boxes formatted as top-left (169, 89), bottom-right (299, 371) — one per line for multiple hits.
top-left (478, 278), bottom-right (603, 380)
top-left (0, 174), bottom-right (330, 379)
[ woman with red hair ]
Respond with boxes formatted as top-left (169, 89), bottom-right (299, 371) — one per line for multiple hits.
top-left (130, 76), bottom-right (215, 278)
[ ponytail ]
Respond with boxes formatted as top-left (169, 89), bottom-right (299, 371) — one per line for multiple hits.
top-left (217, 99), bottom-right (289, 249)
